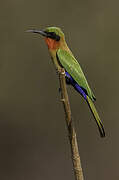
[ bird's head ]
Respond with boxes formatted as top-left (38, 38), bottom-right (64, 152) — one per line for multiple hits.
top-left (27, 27), bottom-right (65, 50)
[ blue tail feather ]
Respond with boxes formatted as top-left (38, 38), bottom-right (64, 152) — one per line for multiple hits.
top-left (65, 72), bottom-right (87, 100)
top-left (65, 72), bottom-right (105, 137)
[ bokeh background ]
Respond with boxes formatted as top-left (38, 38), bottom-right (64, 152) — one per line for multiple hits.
top-left (0, 0), bottom-right (118, 179)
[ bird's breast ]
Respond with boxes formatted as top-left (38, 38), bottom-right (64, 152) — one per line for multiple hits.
top-left (45, 38), bottom-right (60, 50)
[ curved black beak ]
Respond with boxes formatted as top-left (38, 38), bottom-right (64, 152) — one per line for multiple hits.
top-left (26, 29), bottom-right (60, 41)
top-left (26, 29), bottom-right (48, 37)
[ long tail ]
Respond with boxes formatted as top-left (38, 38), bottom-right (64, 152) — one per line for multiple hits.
top-left (86, 96), bottom-right (105, 138)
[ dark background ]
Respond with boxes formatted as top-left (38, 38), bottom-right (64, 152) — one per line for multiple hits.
top-left (0, 0), bottom-right (118, 179)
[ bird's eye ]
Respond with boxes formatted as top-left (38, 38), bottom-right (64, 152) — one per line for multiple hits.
top-left (50, 32), bottom-right (60, 41)
top-left (45, 32), bottom-right (60, 41)
top-left (49, 32), bottom-right (56, 36)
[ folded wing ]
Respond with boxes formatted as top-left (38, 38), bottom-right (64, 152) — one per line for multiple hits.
top-left (57, 49), bottom-right (96, 101)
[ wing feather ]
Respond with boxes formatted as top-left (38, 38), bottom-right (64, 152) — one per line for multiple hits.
top-left (57, 49), bottom-right (95, 101)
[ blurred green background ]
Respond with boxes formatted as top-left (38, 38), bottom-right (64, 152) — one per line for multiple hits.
top-left (0, 0), bottom-right (118, 179)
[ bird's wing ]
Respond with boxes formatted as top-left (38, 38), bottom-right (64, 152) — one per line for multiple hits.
top-left (57, 48), bottom-right (96, 101)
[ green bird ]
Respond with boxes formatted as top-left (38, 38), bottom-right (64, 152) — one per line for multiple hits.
top-left (28, 27), bottom-right (105, 137)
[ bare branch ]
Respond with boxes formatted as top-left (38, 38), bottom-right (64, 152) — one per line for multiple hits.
top-left (58, 68), bottom-right (84, 180)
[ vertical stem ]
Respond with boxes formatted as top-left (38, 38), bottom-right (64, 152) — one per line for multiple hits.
top-left (59, 68), bottom-right (84, 180)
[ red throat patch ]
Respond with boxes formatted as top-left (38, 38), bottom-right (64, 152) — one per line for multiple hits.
top-left (45, 38), bottom-right (60, 50)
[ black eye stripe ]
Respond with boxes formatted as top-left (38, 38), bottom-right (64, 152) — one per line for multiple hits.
top-left (44, 31), bottom-right (60, 41)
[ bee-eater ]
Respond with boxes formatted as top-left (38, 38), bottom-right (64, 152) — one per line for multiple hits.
top-left (28, 27), bottom-right (105, 137)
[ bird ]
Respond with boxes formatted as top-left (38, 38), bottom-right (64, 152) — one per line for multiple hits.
top-left (27, 27), bottom-right (105, 137)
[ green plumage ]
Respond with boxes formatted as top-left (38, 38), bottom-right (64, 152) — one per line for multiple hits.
top-left (57, 49), bottom-right (96, 101)
top-left (28, 26), bottom-right (105, 137)
top-left (57, 48), bottom-right (105, 137)
top-left (86, 96), bottom-right (105, 137)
